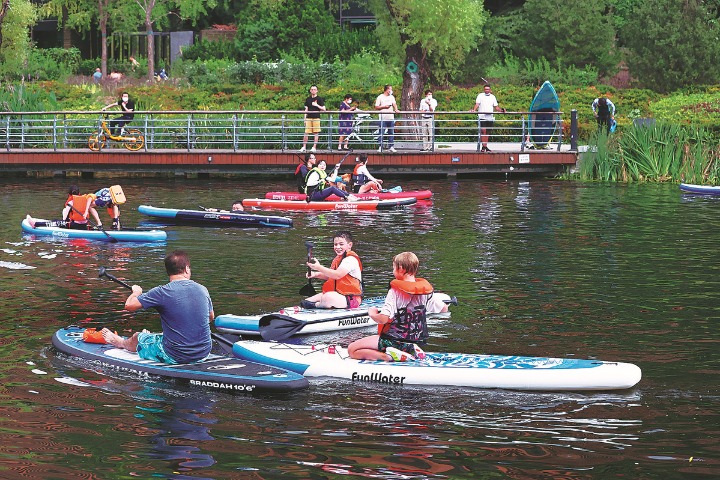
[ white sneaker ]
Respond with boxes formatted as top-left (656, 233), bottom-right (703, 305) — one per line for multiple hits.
top-left (346, 194), bottom-right (359, 202)
top-left (377, 147), bottom-right (383, 153)
top-left (299, 147), bottom-right (306, 152)
top-left (310, 146), bottom-right (316, 152)
top-left (386, 347), bottom-right (415, 362)
top-left (413, 344), bottom-right (426, 360)
top-left (388, 147), bottom-right (397, 153)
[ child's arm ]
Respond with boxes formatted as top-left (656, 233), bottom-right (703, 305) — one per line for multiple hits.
top-left (368, 307), bottom-right (391, 324)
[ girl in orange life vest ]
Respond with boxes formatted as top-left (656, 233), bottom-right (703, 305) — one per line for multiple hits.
top-left (301, 231), bottom-right (363, 309)
top-left (62, 185), bottom-right (102, 230)
top-left (347, 252), bottom-right (449, 362)
top-left (351, 154), bottom-right (383, 194)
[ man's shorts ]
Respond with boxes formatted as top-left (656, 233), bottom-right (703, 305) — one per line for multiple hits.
top-left (479, 120), bottom-right (495, 131)
top-left (305, 118), bottom-right (321, 134)
top-left (136, 332), bottom-right (177, 364)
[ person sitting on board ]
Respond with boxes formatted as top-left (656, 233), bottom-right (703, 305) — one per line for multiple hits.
top-left (301, 231), bottom-right (363, 309)
top-left (351, 154), bottom-right (383, 194)
top-left (295, 153), bottom-right (317, 193)
top-left (347, 251), bottom-right (449, 362)
top-left (93, 186), bottom-right (125, 230)
top-left (62, 185), bottom-right (102, 230)
top-left (101, 250), bottom-right (214, 364)
top-left (305, 160), bottom-right (358, 202)
top-left (591, 96), bottom-right (616, 135)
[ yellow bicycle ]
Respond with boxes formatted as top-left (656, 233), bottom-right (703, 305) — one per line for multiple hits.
top-left (88, 115), bottom-right (145, 151)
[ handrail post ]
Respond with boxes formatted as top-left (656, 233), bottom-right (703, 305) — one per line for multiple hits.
top-left (521, 115), bottom-right (526, 152)
top-left (232, 114), bottom-right (238, 152)
top-left (144, 115), bottom-right (149, 152)
top-left (476, 115), bottom-right (481, 152)
top-left (557, 113), bottom-right (563, 151)
top-left (53, 114), bottom-right (58, 151)
top-left (281, 115), bottom-right (286, 151)
top-left (570, 109), bottom-right (578, 151)
top-left (327, 114), bottom-right (333, 151)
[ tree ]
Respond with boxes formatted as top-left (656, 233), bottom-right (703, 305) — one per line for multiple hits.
top-left (368, 0), bottom-right (487, 110)
top-left (622, 0), bottom-right (720, 91)
top-left (516, 0), bottom-right (617, 76)
top-left (0, 0), bottom-right (38, 79)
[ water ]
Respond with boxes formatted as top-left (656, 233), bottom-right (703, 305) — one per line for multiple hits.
top-left (1, 177), bottom-right (718, 478)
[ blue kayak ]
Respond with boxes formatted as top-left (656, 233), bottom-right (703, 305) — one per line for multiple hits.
top-left (528, 81), bottom-right (561, 147)
top-left (22, 216), bottom-right (167, 243)
top-left (679, 183), bottom-right (720, 195)
top-left (138, 205), bottom-right (293, 228)
top-left (53, 327), bottom-right (308, 393)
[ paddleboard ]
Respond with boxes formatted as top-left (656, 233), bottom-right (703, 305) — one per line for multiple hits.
top-left (22, 217), bottom-right (167, 243)
top-left (138, 205), bottom-right (293, 228)
top-left (528, 81), bottom-right (560, 147)
top-left (231, 341), bottom-right (642, 391)
top-left (52, 327), bottom-right (308, 393)
top-left (679, 183), bottom-right (720, 195)
top-left (242, 197), bottom-right (417, 211)
top-left (215, 293), bottom-right (455, 338)
top-left (265, 190), bottom-right (433, 202)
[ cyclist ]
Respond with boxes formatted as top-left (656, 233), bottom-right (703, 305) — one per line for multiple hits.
top-left (101, 92), bottom-right (135, 137)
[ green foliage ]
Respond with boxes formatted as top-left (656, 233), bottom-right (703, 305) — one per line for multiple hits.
top-left (24, 48), bottom-right (82, 81)
top-left (622, 0), bottom-right (720, 92)
top-left (0, 0), bottom-right (38, 80)
top-left (650, 92), bottom-right (720, 133)
top-left (573, 123), bottom-right (720, 183)
top-left (486, 55), bottom-right (599, 87)
top-left (0, 83), bottom-right (59, 112)
top-left (516, 0), bottom-right (617, 76)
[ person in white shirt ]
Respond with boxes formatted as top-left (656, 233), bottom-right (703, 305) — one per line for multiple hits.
top-left (418, 90), bottom-right (437, 151)
top-left (470, 84), bottom-right (505, 152)
top-left (374, 85), bottom-right (400, 153)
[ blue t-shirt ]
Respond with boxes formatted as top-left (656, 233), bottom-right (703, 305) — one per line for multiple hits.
top-left (138, 279), bottom-right (213, 363)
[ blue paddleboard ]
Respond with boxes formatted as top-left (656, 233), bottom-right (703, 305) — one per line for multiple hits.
top-left (528, 81), bottom-right (560, 147)
top-left (52, 327), bottom-right (308, 393)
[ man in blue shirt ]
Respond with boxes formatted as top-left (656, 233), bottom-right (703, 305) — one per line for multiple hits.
top-left (102, 250), bottom-right (214, 364)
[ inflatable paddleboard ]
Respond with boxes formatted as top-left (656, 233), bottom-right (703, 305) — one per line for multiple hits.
top-left (138, 205), bottom-right (293, 228)
top-left (265, 190), bottom-right (433, 202)
top-left (22, 217), bottom-right (167, 243)
top-left (215, 293), bottom-right (454, 338)
top-left (528, 81), bottom-right (560, 147)
top-left (679, 183), bottom-right (720, 195)
top-left (242, 197), bottom-right (417, 211)
top-left (52, 327), bottom-right (308, 393)
top-left (231, 341), bottom-right (642, 391)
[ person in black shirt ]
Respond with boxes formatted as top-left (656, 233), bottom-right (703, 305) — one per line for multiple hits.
top-left (300, 85), bottom-right (325, 152)
top-left (102, 92), bottom-right (135, 137)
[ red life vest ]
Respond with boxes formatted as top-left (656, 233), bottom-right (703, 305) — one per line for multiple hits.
top-left (321, 250), bottom-right (363, 296)
top-left (66, 194), bottom-right (93, 223)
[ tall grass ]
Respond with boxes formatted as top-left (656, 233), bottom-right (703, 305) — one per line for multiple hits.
top-left (572, 123), bottom-right (720, 183)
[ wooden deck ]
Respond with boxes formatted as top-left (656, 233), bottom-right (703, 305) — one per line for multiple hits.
top-left (0, 143), bottom-right (577, 178)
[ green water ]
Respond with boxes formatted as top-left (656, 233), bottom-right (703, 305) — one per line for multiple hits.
top-left (0, 177), bottom-right (717, 479)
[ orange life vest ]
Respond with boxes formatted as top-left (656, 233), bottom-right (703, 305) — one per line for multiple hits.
top-left (377, 278), bottom-right (433, 340)
top-left (66, 194), bottom-right (93, 223)
top-left (321, 250), bottom-right (363, 296)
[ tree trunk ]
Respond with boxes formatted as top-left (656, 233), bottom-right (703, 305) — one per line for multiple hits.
top-left (400, 43), bottom-right (429, 111)
top-left (99, 0), bottom-right (109, 78)
top-left (0, 0), bottom-right (10, 48)
top-left (146, 7), bottom-right (155, 82)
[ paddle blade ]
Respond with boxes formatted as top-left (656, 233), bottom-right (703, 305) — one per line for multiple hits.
top-left (258, 314), bottom-right (306, 341)
top-left (299, 281), bottom-right (316, 296)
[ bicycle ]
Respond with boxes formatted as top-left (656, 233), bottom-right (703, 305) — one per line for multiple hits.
top-left (88, 115), bottom-right (145, 152)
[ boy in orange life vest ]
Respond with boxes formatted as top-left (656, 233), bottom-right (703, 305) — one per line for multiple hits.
top-left (62, 185), bottom-right (102, 230)
top-left (347, 252), bottom-right (448, 362)
top-left (301, 231), bottom-right (362, 309)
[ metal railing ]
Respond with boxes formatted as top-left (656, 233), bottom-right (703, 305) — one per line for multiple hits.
top-left (0, 110), bottom-right (574, 152)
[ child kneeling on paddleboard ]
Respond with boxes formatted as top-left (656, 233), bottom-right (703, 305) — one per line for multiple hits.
top-left (348, 252), bottom-right (448, 362)
top-left (301, 231), bottom-right (363, 309)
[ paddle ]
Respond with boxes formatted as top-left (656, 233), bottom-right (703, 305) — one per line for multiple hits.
top-left (67, 202), bottom-right (118, 243)
top-left (259, 296), bottom-right (459, 341)
top-left (299, 241), bottom-right (317, 296)
top-left (98, 266), bottom-right (232, 350)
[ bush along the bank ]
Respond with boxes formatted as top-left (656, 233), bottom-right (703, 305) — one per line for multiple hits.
top-left (574, 123), bottom-right (720, 184)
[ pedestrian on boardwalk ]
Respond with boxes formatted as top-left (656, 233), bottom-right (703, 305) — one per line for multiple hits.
top-left (470, 84), bottom-right (504, 152)
top-left (300, 85), bottom-right (326, 153)
top-left (374, 85), bottom-right (399, 153)
top-left (419, 90), bottom-right (437, 151)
